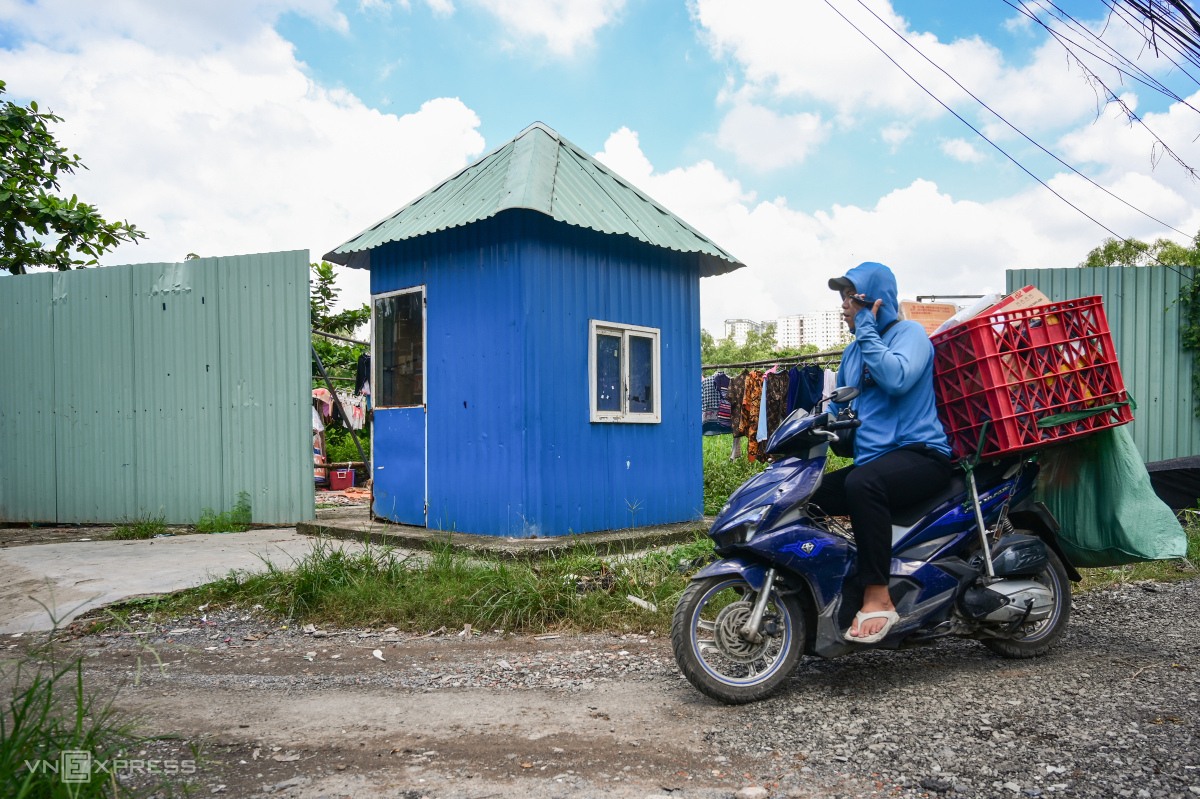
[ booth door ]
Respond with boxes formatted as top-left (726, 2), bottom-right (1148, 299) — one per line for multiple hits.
top-left (371, 287), bottom-right (427, 525)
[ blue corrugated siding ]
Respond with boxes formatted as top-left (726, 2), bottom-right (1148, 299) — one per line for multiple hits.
top-left (369, 211), bottom-right (703, 536)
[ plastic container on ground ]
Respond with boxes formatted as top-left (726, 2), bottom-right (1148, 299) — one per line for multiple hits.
top-left (931, 295), bottom-right (1132, 461)
top-left (328, 468), bottom-right (356, 491)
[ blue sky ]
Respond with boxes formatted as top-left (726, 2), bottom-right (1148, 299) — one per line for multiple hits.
top-left (2, 0), bottom-right (1197, 334)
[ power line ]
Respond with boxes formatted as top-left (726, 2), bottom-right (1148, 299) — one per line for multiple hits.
top-left (854, 0), bottom-right (1190, 239)
top-left (822, 0), bottom-right (1196, 281)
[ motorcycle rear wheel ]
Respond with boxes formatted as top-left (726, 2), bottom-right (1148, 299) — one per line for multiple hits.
top-left (981, 545), bottom-right (1072, 658)
top-left (671, 575), bottom-right (804, 704)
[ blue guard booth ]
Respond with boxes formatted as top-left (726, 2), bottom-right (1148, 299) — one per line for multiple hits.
top-left (325, 122), bottom-right (744, 537)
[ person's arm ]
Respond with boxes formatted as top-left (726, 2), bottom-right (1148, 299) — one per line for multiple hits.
top-left (852, 309), bottom-right (931, 396)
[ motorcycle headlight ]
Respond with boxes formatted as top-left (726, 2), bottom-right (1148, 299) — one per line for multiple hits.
top-left (711, 504), bottom-right (770, 547)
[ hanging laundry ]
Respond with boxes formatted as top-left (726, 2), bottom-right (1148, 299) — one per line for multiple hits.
top-left (714, 372), bottom-right (732, 432)
top-left (822, 369), bottom-right (838, 411)
top-left (741, 371), bottom-right (764, 462)
top-left (355, 353), bottom-right (372, 395)
top-left (335, 390), bottom-right (368, 431)
top-left (787, 364), bottom-right (825, 414)
top-left (701, 374), bottom-right (722, 429)
top-left (727, 371), bottom-right (748, 459)
top-left (312, 387), bottom-right (334, 420)
top-left (764, 367), bottom-right (790, 437)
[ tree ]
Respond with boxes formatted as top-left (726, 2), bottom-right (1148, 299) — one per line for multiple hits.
top-left (1079, 231), bottom-right (1200, 268)
top-left (310, 260), bottom-right (370, 383)
top-left (0, 81), bottom-right (146, 275)
top-left (701, 323), bottom-right (817, 370)
top-left (1079, 229), bottom-right (1200, 415)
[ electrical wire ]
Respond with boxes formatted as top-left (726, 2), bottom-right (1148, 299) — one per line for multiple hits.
top-left (854, 0), bottom-right (1190, 238)
top-left (821, 0), bottom-right (1196, 281)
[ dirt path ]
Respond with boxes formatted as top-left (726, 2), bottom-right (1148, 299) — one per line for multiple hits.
top-left (41, 629), bottom-right (850, 799)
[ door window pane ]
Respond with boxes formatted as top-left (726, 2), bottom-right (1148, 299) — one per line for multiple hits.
top-left (374, 290), bottom-right (424, 407)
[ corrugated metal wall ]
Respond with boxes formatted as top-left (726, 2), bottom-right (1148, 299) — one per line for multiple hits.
top-left (370, 211), bottom-right (703, 537)
top-left (1006, 265), bottom-right (1200, 463)
top-left (0, 251), bottom-right (314, 524)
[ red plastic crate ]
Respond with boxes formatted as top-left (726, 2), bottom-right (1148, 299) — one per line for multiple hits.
top-left (931, 295), bottom-right (1132, 460)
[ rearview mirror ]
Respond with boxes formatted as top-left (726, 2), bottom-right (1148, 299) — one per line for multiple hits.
top-left (827, 386), bottom-right (860, 404)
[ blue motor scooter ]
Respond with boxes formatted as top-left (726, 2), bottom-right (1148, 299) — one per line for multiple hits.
top-left (671, 386), bottom-right (1079, 704)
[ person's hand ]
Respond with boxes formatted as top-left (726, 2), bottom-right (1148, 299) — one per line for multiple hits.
top-left (851, 294), bottom-right (883, 318)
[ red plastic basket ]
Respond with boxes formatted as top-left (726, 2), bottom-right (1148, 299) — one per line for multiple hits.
top-left (931, 295), bottom-right (1132, 461)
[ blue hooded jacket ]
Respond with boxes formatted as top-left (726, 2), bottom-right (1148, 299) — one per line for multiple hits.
top-left (830, 262), bottom-right (951, 464)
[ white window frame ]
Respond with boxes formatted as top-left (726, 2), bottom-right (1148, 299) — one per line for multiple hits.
top-left (588, 319), bottom-right (661, 424)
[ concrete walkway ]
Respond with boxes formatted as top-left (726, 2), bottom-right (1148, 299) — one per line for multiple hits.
top-left (0, 529), bottom-right (357, 634)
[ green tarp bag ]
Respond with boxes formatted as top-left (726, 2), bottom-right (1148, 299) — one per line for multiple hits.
top-left (1036, 425), bottom-right (1187, 568)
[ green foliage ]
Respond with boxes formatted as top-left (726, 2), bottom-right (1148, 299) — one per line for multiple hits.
top-left (702, 435), bottom-right (766, 515)
top-left (323, 426), bottom-right (369, 463)
top-left (1080, 230), bottom-right (1200, 415)
top-left (310, 261), bottom-right (370, 402)
top-left (0, 81), bottom-right (146, 275)
top-left (195, 492), bottom-right (252, 534)
top-left (1, 645), bottom-right (144, 797)
top-left (700, 325), bottom-right (819, 370)
top-left (108, 515), bottom-right (168, 541)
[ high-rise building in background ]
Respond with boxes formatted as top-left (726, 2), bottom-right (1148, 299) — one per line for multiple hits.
top-left (723, 318), bottom-right (763, 345)
top-left (722, 310), bottom-right (849, 351)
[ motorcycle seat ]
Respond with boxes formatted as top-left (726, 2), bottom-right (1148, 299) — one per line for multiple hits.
top-left (889, 458), bottom-right (1020, 527)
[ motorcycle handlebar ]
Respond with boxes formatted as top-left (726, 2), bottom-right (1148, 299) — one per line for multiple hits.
top-left (826, 418), bottom-right (862, 431)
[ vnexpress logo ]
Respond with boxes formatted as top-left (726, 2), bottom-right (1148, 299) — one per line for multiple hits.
top-left (60, 750), bottom-right (92, 784)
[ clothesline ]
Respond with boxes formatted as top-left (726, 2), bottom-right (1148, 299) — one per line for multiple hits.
top-left (702, 346), bottom-right (845, 371)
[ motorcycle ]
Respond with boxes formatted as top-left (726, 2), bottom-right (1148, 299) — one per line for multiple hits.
top-left (671, 386), bottom-right (1079, 704)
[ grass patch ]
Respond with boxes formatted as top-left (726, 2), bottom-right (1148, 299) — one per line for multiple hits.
top-left (107, 515), bottom-right (168, 541)
top-left (1075, 510), bottom-right (1200, 592)
top-left (195, 491), bottom-right (252, 534)
top-left (104, 534), bottom-right (717, 635)
top-left (1, 639), bottom-right (145, 797)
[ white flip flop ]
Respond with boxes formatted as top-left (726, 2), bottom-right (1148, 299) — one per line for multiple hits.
top-left (843, 609), bottom-right (900, 644)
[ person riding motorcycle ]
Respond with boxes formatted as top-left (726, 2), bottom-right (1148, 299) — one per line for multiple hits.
top-left (811, 261), bottom-right (954, 643)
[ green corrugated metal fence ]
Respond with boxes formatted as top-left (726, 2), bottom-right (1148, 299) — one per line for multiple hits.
top-left (0, 251), bottom-right (314, 524)
top-left (1007, 266), bottom-right (1200, 463)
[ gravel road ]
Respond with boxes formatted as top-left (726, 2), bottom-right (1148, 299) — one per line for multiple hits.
top-left (9, 576), bottom-right (1199, 799)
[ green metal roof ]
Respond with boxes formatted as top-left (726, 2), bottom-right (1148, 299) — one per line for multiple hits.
top-left (324, 122), bottom-right (744, 277)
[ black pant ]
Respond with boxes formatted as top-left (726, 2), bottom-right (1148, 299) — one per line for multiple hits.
top-left (810, 446), bottom-right (953, 586)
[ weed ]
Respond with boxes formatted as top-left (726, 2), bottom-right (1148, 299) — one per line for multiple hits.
top-left (107, 515), bottom-right (168, 541)
top-left (195, 491), bottom-right (252, 534)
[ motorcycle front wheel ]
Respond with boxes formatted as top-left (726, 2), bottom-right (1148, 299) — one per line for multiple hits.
top-left (671, 575), bottom-right (804, 704)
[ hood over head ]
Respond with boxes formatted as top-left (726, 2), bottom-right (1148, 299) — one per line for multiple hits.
top-left (830, 261), bottom-right (900, 330)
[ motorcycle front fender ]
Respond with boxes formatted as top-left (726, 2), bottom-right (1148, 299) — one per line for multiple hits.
top-left (692, 557), bottom-right (771, 592)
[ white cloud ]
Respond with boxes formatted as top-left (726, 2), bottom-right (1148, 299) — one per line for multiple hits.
top-left (941, 138), bottom-right (984, 163)
top-left (594, 127), bottom-right (1194, 334)
top-left (0, 2), bottom-right (485, 310)
top-left (715, 101), bottom-right (831, 171)
top-left (881, 122), bottom-right (911, 150)
top-left (469, 0), bottom-right (626, 57)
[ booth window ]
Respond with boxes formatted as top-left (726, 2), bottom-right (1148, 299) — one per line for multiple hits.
top-left (589, 320), bottom-right (661, 423)
top-left (374, 288), bottom-right (425, 408)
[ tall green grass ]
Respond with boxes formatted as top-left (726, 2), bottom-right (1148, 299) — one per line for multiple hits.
top-left (195, 491), bottom-right (252, 534)
top-left (1, 646), bottom-right (143, 798)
